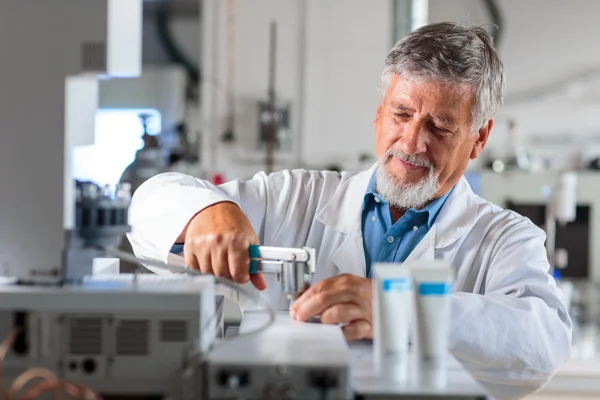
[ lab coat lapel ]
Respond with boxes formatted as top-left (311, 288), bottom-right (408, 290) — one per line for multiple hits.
top-left (404, 177), bottom-right (478, 263)
top-left (331, 225), bottom-right (367, 277)
top-left (432, 177), bottom-right (479, 249)
top-left (403, 225), bottom-right (436, 263)
top-left (316, 165), bottom-right (377, 277)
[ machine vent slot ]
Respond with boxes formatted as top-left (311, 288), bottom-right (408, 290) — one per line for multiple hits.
top-left (160, 320), bottom-right (188, 342)
top-left (69, 318), bottom-right (102, 355)
top-left (81, 42), bottom-right (106, 71)
top-left (116, 320), bottom-right (149, 356)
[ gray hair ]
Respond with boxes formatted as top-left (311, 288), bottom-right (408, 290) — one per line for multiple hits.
top-left (380, 22), bottom-right (505, 133)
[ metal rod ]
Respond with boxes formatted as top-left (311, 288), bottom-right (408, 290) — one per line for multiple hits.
top-left (265, 19), bottom-right (277, 174)
top-left (252, 260), bottom-right (284, 274)
top-left (225, 0), bottom-right (236, 137)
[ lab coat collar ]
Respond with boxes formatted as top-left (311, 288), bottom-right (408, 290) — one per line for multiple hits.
top-left (315, 164), bottom-right (376, 234)
top-left (316, 164), bottom-right (375, 277)
top-left (431, 176), bottom-right (479, 249)
top-left (316, 165), bottom-right (479, 276)
top-left (403, 176), bottom-right (478, 264)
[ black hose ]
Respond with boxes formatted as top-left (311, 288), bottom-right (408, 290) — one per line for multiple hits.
top-left (482, 0), bottom-right (503, 48)
top-left (155, 5), bottom-right (201, 101)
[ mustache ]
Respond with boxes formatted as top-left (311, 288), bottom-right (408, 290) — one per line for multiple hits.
top-left (383, 149), bottom-right (434, 169)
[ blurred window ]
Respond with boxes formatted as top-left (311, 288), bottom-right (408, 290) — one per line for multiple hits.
top-left (73, 108), bottom-right (161, 187)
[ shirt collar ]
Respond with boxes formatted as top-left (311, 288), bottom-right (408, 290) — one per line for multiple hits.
top-left (364, 169), bottom-right (453, 228)
top-left (421, 187), bottom-right (453, 228)
top-left (362, 170), bottom-right (382, 210)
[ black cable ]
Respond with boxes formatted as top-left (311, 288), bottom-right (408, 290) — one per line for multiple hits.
top-left (155, 5), bottom-right (201, 101)
top-left (482, 0), bottom-right (503, 48)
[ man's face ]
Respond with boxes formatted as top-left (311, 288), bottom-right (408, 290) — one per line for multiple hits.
top-left (374, 74), bottom-right (492, 207)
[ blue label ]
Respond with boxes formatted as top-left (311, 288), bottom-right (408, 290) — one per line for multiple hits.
top-left (382, 278), bottom-right (412, 292)
top-left (418, 282), bottom-right (452, 296)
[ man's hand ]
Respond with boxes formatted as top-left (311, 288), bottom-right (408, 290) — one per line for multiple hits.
top-left (181, 202), bottom-right (267, 290)
top-left (290, 274), bottom-right (373, 341)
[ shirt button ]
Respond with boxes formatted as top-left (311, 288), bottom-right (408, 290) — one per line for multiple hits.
top-left (374, 197), bottom-right (380, 203)
top-left (372, 216), bottom-right (377, 222)
top-left (413, 226), bottom-right (419, 231)
top-left (387, 236), bottom-right (395, 244)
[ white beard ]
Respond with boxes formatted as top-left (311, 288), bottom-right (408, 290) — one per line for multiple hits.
top-left (376, 151), bottom-right (440, 209)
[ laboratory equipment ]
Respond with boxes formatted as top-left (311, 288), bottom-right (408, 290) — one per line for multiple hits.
top-left (62, 181), bottom-right (132, 282)
top-left (202, 311), bottom-right (350, 400)
top-left (249, 245), bottom-right (316, 300)
top-left (118, 113), bottom-right (168, 195)
top-left (545, 171), bottom-right (578, 274)
top-left (0, 274), bottom-right (219, 398)
top-left (479, 170), bottom-right (600, 280)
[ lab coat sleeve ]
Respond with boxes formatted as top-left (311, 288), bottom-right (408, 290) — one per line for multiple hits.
top-left (126, 170), bottom-right (337, 271)
top-left (449, 221), bottom-right (572, 400)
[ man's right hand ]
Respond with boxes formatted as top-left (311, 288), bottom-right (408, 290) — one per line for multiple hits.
top-left (179, 202), bottom-right (267, 290)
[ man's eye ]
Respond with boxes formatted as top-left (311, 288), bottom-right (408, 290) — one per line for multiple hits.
top-left (394, 113), bottom-right (410, 119)
top-left (432, 125), bottom-right (449, 135)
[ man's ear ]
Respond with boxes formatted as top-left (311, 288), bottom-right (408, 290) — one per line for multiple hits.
top-left (374, 103), bottom-right (383, 127)
top-left (470, 118), bottom-right (494, 160)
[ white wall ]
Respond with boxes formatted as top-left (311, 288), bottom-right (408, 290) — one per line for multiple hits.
top-left (302, 0), bottom-right (393, 168)
top-left (200, 0), bottom-right (392, 179)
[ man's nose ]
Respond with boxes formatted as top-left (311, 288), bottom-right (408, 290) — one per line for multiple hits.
top-left (399, 121), bottom-right (427, 155)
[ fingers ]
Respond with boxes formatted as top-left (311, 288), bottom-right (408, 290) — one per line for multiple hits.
top-left (342, 320), bottom-right (372, 341)
top-left (319, 303), bottom-right (364, 325)
top-left (182, 203), bottom-right (267, 290)
top-left (292, 287), bottom-right (356, 322)
top-left (250, 274), bottom-right (267, 291)
top-left (212, 244), bottom-right (232, 280)
top-left (228, 236), bottom-right (266, 291)
top-left (183, 242), bottom-right (200, 271)
top-left (290, 280), bottom-right (323, 314)
top-left (228, 238), bottom-right (250, 284)
top-left (197, 246), bottom-right (211, 274)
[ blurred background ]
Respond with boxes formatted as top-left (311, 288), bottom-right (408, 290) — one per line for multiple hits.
top-left (73, 2), bottom-right (600, 397)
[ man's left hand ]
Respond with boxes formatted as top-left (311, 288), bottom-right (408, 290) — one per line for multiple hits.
top-left (290, 274), bottom-right (373, 341)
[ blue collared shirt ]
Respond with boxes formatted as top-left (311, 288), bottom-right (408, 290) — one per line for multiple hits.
top-left (362, 171), bottom-right (452, 277)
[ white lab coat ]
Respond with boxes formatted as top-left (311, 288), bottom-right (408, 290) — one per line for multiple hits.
top-left (128, 165), bottom-right (571, 400)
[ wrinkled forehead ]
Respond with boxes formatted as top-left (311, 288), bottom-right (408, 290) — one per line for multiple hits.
top-left (385, 74), bottom-right (475, 123)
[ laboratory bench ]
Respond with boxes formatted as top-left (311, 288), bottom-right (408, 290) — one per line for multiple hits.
top-left (223, 313), bottom-right (487, 400)
top-left (528, 358), bottom-right (600, 399)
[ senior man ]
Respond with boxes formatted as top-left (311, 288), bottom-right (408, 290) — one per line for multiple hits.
top-left (128, 23), bottom-right (571, 399)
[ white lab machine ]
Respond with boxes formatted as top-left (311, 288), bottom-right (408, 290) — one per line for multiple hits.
top-left (0, 275), bottom-right (219, 397)
top-left (479, 170), bottom-right (600, 281)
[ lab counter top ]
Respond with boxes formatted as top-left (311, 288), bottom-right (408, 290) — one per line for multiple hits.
top-left (530, 358), bottom-right (600, 399)
top-left (348, 340), bottom-right (487, 399)
top-left (224, 312), bottom-right (488, 399)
